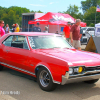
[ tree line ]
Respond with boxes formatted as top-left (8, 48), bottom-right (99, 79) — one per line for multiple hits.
top-left (0, 0), bottom-right (100, 28)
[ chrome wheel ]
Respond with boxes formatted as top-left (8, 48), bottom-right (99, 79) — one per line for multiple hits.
top-left (39, 70), bottom-right (50, 87)
top-left (37, 67), bottom-right (57, 91)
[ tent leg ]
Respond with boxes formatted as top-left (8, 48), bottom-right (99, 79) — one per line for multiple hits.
top-left (28, 24), bottom-right (29, 32)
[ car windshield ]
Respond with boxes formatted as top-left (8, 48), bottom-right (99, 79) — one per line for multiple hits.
top-left (81, 27), bottom-right (87, 30)
top-left (28, 35), bottom-right (72, 49)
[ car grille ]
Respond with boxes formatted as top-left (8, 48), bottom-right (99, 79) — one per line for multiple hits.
top-left (85, 66), bottom-right (100, 71)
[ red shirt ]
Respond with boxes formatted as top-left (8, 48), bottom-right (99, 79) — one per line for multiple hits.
top-left (63, 25), bottom-right (70, 38)
top-left (70, 24), bottom-right (80, 40)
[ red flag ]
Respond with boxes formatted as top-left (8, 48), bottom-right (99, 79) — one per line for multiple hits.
top-left (96, 5), bottom-right (100, 12)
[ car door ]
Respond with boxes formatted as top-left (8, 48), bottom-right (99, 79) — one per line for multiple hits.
top-left (2, 35), bottom-right (35, 73)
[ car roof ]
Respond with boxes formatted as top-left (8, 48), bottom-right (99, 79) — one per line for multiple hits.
top-left (8, 32), bottom-right (59, 36)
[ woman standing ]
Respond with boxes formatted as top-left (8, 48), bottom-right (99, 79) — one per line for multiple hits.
top-left (5, 24), bottom-right (9, 34)
top-left (0, 20), bottom-right (5, 37)
top-left (15, 24), bottom-right (19, 32)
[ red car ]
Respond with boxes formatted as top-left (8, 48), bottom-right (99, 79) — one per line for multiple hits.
top-left (0, 32), bottom-right (100, 91)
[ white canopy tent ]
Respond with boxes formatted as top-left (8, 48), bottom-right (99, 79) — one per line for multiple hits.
top-left (95, 23), bottom-right (100, 36)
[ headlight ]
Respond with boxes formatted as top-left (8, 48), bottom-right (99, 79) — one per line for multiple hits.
top-left (78, 67), bottom-right (83, 73)
top-left (74, 66), bottom-right (83, 73)
top-left (69, 68), bottom-right (73, 75)
top-left (69, 66), bottom-right (83, 75)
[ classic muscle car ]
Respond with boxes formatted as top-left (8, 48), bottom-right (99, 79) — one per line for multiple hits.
top-left (0, 32), bottom-right (100, 91)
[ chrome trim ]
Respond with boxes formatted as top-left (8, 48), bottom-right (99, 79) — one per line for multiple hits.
top-left (35, 64), bottom-right (60, 84)
top-left (61, 73), bottom-right (100, 85)
top-left (69, 70), bottom-right (100, 77)
top-left (61, 72), bottom-right (69, 85)
top-left (61, 70), bottom-right (100, 85)
top-left (86, 65), bottom-right (100, 67)
top-left (0, 62), bottom-right (35, 75)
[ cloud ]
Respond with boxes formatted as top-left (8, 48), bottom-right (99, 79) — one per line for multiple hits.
top-left (29, 4), bottom-right (46, 7)
top-left (49, 2), bottom-right (54, 4)
top-left (49, 2), bottom-right (59, 5)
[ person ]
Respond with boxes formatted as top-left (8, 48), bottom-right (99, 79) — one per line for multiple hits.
top-left (12, 36), bottom-right (17, 42)
top-left (0, 20), bottom-right (5, 37)
top-left (5, 24), bottom-right (9, 34)
top-left (32, 22), bottom-right (41, 32)
top-left (63, 22), bottom-right (71, 42)
top-left (15, 24), bottom-right (20, 32)
top-left (12, 24), bottom-right (15, 32)
top-left (70, 19), bottom-right (81, 50)
top-left (55, 31), bottom-right (59, 34)
top-left (43, 26), bottom-right (48, 33)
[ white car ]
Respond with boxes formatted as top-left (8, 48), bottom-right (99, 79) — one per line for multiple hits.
top-left (81, 27), bottom-right (95, 41)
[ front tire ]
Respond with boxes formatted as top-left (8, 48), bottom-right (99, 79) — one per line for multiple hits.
top-left (84, 79), bottom-right (99, 84)
top-left (37, 67), bottom-right (57, 91)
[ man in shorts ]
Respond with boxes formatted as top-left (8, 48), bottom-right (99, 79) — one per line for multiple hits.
top-left (70, 19), bottom-right (81, 50)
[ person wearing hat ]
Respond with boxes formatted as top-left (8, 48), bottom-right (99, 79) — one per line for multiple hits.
top-left (63, 22), bottom-right (71, 42)
top-left (32, 22), bottom-right (41, 32)
top-left (12, 24), bottom-right (15, 32)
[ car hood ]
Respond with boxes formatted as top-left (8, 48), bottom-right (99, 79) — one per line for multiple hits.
top-left (35, 48), bottom-right (100, 67)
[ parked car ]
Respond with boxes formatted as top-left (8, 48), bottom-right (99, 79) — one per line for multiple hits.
top-left (80, 27), bottom-right (88, 45)
top-left (81, 27), bottom-right (95, 41)
top-left (0, 32), bottom-right (100, 91)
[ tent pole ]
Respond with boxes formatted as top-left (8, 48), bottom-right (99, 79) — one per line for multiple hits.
top-left (48, 24), bottom-right (49, 33)
top-left (94, 11), bottom-right (97, 36)
top-left (95, 11), bottom-right (97, 25)
top-left (28, 24), bottom-right (29, 32)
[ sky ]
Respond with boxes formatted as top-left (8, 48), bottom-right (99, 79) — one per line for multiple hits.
top-left (1, 0), bottom-right (86, 13)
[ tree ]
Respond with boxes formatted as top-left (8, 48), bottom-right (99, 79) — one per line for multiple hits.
top-left (81, 0), bottom-right (100, 13)
top-left (2, 10), bottom-right (17, 28)
top-left (83, 6), bottom-right (100, 26)
top-left (63, 5), bottom-right (83, 20)
top-left (64, 5), bottom-right (79, 18)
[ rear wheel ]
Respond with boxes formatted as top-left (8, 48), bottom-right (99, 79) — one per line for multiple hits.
top-left (37, 67), bottom-right (57, 91)
top-left (84, 79), bottom-right (99, 84)
top-left (0, 65), bottom-right (3, 71)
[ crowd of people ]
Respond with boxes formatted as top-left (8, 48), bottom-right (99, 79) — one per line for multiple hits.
top-left (0, 19), bottom-right (82, 50)
top-left (0, 20), bottom-right (21, 38)
top-left (63, 19), bottom-right (82, 50)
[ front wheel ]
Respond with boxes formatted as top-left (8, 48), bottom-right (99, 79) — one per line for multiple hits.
top-left (37, 67), bottom-right (57, 91)
top-left (84, 79), bottom-right (99, 84)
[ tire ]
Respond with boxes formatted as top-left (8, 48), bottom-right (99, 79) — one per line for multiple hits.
top-left (37, 67), bottom-right (57, 91)
top-left (84, 79), bottom-right (99, 84)
top-left (0, 65), bottom-right (3, 71)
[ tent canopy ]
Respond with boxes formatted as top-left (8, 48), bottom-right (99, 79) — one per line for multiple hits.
top-left (28, 12), bottom-right (86, 27)
top-left (95, 23), bottom-right (100, 36)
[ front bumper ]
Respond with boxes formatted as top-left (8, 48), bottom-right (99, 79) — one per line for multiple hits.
top-left (61, 70), bottom-right (100, 85)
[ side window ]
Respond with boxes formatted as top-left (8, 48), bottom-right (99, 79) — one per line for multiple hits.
top-left (3, 35), bottom-right (29, 49)
top-left (87, 28), bottom-right (90, 31)
top-left (3, 36), bottom-right (13, 46)
top-left (91, 28), bottom-right (95, 31)
top-left (11, 35), bottom-right (29, 49)
top-left (23, 38), bottom-right (29, 49)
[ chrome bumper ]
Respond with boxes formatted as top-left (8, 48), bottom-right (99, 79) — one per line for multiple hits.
top-left (61, 70), bottom-right (100, 85)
